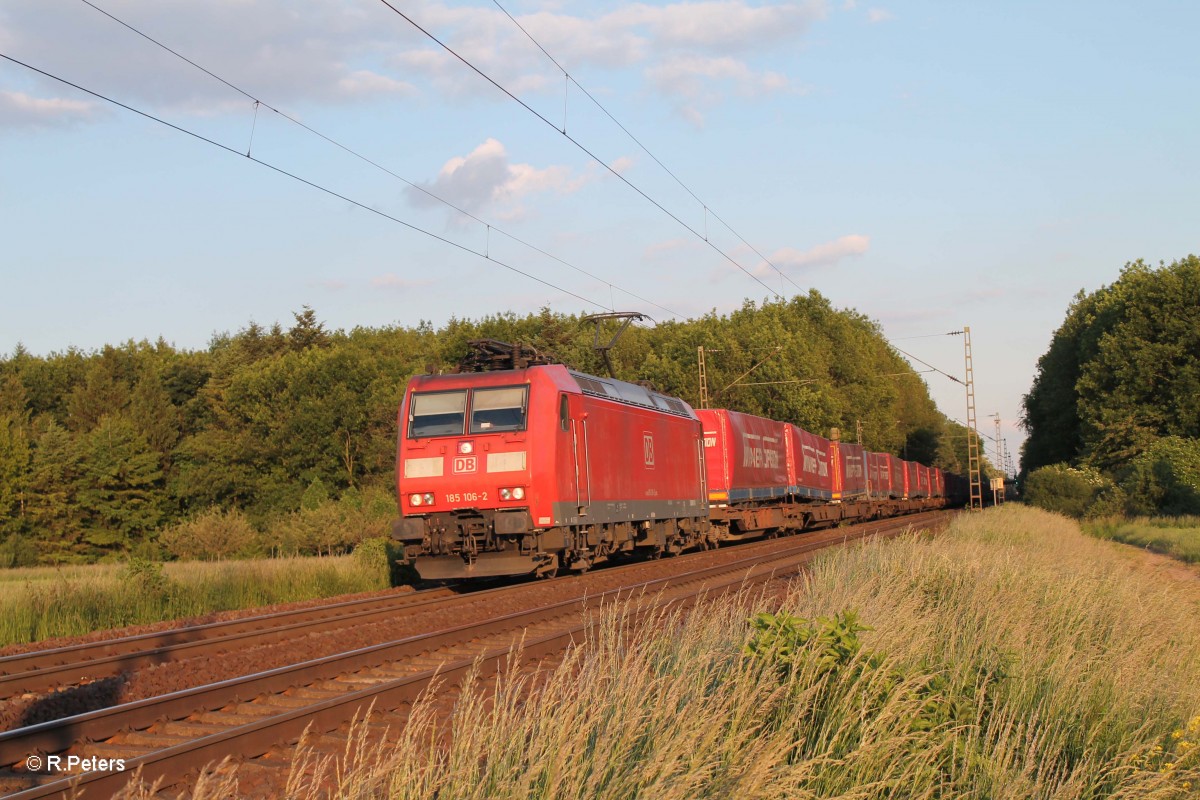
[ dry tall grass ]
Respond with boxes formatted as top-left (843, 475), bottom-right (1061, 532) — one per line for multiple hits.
top-left (0, 552), bottom-right (391, 648)
top-left (123, 506), bottom-right (1200, 799)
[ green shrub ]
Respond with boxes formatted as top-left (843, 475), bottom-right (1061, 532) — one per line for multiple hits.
top-left (121, 557), bottom-right (171, 595)
top-left (1118, 436), bottom-right (1200, 516)
top-left (744, 610), bottom-right (869, 679)
top-left (271, 489), bottom-right (392, 557)
top-left (352, 536), bottom-right (403, 587)
top-left (159, 507), bottom-right (261, 561)
top-left (0, 535), bottom-right (38, 568)
top-left (1023, 463), bottom-right (1113, 518)
top-left (300, 477), bottom-right (330, 511)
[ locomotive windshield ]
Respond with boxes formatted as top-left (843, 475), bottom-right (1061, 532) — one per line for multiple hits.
top-left (409, 391), bottom-right (467, 437)
top-left (470, 386), bottom-right (528, 433)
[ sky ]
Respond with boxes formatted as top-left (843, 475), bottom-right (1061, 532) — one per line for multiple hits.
top-left (2, 0), bottom-right (1197, 472)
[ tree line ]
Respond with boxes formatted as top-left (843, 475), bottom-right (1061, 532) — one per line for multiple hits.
top-left (0, 294), bottom-right (980, 565)
top-left (1021, 255), bottom-right (1200, 516)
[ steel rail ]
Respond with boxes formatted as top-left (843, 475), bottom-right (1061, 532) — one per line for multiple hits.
top-left (0, 511), bottom-right (949, 799)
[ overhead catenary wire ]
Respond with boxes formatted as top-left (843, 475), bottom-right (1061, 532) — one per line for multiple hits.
top-left (390, 0), bottom-right (969, 402)
top-left (0, 52), bottom-right (609, 313)
top-left (889, 343), bottom-right (963, 385)
top-left (73, 0), bottom-right (683, 320)
top-left (488, 0), bottom-right (807, 298)
top-left (890, 331), bottom-right (964, 341)
top-left (55, 1), bottom-right (995, 425)
top-left (374, 0), bottom-right (784, 302)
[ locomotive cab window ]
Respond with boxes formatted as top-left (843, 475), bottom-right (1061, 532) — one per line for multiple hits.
top-left (409, 391), bottom-right (467, 438)
top-left (470, 386), bottom-right (528, 433)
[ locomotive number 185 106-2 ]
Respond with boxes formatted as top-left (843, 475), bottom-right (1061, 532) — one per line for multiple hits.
top-left (445, 491), bottom-right (488, 504)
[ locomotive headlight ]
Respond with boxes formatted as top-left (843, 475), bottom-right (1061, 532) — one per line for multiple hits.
top-left (409, 493), bottom-right (423, 507)
top-left (422, 493), bottom-right (435, 505)
top-left (499, 488), bottom-right (512, 500)
top-left (512, 487), bottom-right (526, 500)
top-left (458, 441), bottom-right (474, 454)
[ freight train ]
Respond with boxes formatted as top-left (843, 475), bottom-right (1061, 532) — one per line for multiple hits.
top-left (391, 357), bottom-right (960, 580)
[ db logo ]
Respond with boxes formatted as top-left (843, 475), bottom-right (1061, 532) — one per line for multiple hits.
top-left (453, 456), bottom-right (477, 474)
top-left (643, 432), bottom-right (655, 468)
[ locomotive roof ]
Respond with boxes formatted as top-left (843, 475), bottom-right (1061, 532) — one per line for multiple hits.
top-left (566, 370), bottom-right (695, 419)
top-left (406, 364), bottom-right (696, 420)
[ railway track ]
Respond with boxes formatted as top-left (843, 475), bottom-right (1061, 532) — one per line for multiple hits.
top-left (0, 511), bottom-right (951, 799)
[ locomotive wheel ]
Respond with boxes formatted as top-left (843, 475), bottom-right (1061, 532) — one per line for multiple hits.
top-left (535, 553), bottom-right (560, 579)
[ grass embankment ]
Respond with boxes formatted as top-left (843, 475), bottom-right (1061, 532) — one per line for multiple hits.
top-left (211, 505), bottom-right (1200, 800)
top-left (1086, 516), bottom-right (1200, 564)
top-left (0, 544), bottom-right (393, 648)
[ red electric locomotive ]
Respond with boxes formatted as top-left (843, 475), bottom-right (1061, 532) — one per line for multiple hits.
top-left (391, 364), bottom-right (709, 579)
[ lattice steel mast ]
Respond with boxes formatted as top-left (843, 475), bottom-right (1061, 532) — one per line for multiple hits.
top-left (964, 326), bottom-right (983, 510)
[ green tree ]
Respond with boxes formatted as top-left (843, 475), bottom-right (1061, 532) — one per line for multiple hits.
top-left (0, 413), bottom-right (31, 535)
top-left (128, 368), bottom-right (182, 463)
top-left (77, 415), bottom-right (164, 553)
top-left (24, 419), bottom-right (85, 561)
top-left (288, 306), bottom-right (330, 351)
top-left (3, 294), bottom-right (966, 561)
top-left (1022, 256), bottom-right (1200, 473)
top-left (0, 372), bottom-right (29, 417)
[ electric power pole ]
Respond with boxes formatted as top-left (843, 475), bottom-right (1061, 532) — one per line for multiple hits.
top-left (990, 412), bottom-right (1005, 505)
top-left (965, 326), bottom-right (983, 510)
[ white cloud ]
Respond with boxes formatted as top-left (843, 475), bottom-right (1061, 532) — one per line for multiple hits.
top-left (407, 138), bottom-right (595, 219)
top-left (758, 234), bottom-right (870, 272)
top-left (646, 54), bottom-right (795, 125)
top-left (0, 90), bottom-right (98, 128)
top-left (610, 155), bottom-right (636, 174)
top-left (606, 1), bottom-right (825, 51)
top-left (0, 0), bottom-right (421, 126)
top-left (643, 237), bottom-right (701, 260)
top-left (0, 0), bottom-right (826, 127)
top-left (867, 8), bottom-right (895, 23)
top-left (336, 70), bottom-right (417, 97)
top-left (391, 0), bottom-right (824, 117)
top-left (371, 274), bottom-right (432, 290)
top-left (647, 55), bottom-right (791, 97)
